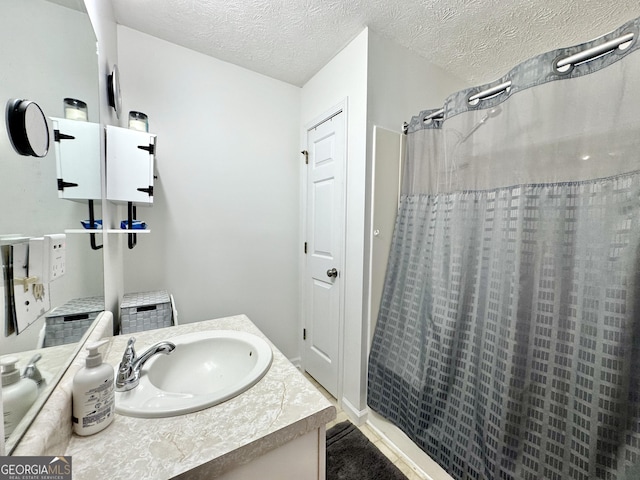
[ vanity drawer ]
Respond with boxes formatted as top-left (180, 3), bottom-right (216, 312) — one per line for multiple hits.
top-left (120, 290), bottom-right (173, 334)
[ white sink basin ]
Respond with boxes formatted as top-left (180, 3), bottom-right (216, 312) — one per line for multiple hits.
top-left (115, 330), bottom-right (273, 418)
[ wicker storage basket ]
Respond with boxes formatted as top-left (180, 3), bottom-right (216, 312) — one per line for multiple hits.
top-left (44, 296), bottom-right (104, 347)
top-left (120, 290), bottom-right (173, 334)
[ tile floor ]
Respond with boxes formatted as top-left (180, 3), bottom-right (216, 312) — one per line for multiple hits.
top-left (305, 374), bottom-right (430, 480)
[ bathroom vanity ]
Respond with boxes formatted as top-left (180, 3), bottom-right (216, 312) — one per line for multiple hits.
top-left (13, 313), bottom-right (336, 479)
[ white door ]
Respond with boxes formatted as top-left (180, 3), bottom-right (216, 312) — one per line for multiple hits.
top-left (51, 118), bottom-right (101, 200)
top-left (304, 111), bottom-right (345, 398)
top-left (106, 126), bottom-right (156, 205)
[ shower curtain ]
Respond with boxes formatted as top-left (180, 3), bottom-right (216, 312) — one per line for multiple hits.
top-left (368, 17), bottom-right (640, 480)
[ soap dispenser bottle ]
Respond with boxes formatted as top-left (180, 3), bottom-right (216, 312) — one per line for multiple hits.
top-left (72, 340), bottom-right (115, 436)
top-left (1, 356), bottom-right (38, 439)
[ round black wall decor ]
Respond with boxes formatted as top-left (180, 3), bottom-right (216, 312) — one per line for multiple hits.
top-left (107, 64), bottom-right (122, 118)
top-left (5, 99), bottom-right (50, 158)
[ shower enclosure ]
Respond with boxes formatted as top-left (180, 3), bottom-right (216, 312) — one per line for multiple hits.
top-left (369, 17), bottom-right (640, 480)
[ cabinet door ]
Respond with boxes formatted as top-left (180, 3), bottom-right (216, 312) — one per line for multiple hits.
top-left (106, 126), bottom-right (156, 205)
top-left (51, 118), bottom-right (101, 200)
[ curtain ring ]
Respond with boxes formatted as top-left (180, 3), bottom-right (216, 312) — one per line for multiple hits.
top-left (552, 54), bottom-right (575, 75)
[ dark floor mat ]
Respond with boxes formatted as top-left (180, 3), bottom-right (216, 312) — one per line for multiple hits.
top-left (326, 421), bottom-right (408, 480)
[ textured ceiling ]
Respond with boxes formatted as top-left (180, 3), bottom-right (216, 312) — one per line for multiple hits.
top-left (110, 0), bottom-right (640, 88)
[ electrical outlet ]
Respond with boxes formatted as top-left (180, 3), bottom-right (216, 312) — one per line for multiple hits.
top-left (45, 234), bottom-right (66, 282)
top-left (29, 234), bottom-right (66, 283)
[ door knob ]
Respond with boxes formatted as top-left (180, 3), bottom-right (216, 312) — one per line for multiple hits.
top-left (326, 268), bottom-right (338, 278)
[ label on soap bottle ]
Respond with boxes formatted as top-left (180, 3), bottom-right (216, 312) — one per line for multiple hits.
top-left (4, 410), bottom-right (16, 440)
top-left (72, 376), bottom-right (114, 432)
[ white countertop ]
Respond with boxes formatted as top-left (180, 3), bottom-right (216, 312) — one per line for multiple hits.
top-left (64, 315), bottom-right (336, 479)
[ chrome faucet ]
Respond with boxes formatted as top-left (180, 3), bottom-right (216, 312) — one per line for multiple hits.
top-left (115, 337), bottom-right (176, 392)
top-left (22, 353), bottom-right (45, 390)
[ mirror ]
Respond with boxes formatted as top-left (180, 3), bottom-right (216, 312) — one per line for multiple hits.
top-left (0, 0), bottom-right (102, 452)
top-left (6, 99), bottom-right (51, 158)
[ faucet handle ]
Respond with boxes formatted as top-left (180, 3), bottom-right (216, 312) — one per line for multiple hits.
top-left (122, 337), bottom-right (136, 362)
top-left (116, 337), bottom-right (139, 392)
top-left (26, 353), bottom-right (42, 366)
top-left (22, 353), bottom-right (44, 388)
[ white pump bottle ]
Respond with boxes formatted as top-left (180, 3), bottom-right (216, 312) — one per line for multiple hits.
top-left (72, 339), bottom-right (115, 436)
top-left (1, 356), bottom-right (38, 439)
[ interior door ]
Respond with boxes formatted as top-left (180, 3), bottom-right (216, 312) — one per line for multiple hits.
top-left (304, 110), bottom-right (345, 398)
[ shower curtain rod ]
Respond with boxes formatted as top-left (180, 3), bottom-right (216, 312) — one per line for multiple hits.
top-left (422, 80), bottom-right (511, 121)
top-left (402, 29), bottom-right (636, 134)
top-left (424, 108), bottom-right (444, 121)
top-left (556, 32), bottom-right (634, 69)
top-left (401, 80), bottom-right (509, 133)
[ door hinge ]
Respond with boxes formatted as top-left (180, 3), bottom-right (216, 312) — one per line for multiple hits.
top-left (138, 143), bottom-right (155, 155)
top-left (301, 150), bottom-right (308, 165)
top-left (303, 328), bottom-right (306, 340)
top-left (57, 178), bottom-right (78, 191)
top-left (304, 242), bottom-right (307, 254)
top-left (136, 186), bottom-right (154, 197)
top-left (54, 130), bottom-right (75, 142)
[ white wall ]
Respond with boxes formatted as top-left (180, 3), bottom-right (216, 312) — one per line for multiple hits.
top-left (367, 30), bottom-right (468, 133)
top-left (301, 28), bottom-right (369, 415)
top-left (116, 27), bottom-right (302, 359)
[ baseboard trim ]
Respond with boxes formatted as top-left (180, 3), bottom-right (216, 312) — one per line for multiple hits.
top-left (367, 412), bottom-right (452, 480)
top-left (288, 356), bottom-right (302, 370)
top-left (340, 398), bottom-right (368, 426)
top-left (365, 419), bottom-right (434, 480)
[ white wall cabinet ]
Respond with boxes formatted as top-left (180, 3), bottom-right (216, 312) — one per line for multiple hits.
top-left (106, 125), bottom-right (156, 205)
top-left (51, 118), bottom-right (101, 201)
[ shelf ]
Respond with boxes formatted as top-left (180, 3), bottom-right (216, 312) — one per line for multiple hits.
top-left (106, 229), bottom-right (151, 234)
top-left (65, 229), bottom-right (103, 234)
top-left (0, 236), bottom-right (29, 246)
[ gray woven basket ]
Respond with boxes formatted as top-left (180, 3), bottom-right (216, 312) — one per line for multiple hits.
top-left (120, 290), bottom-right (173, 334)
top-left (44, 296), bottom-right (104, 347)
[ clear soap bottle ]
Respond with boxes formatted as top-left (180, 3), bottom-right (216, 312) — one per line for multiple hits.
top-left (72, 340), bottom-right (115, 436)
